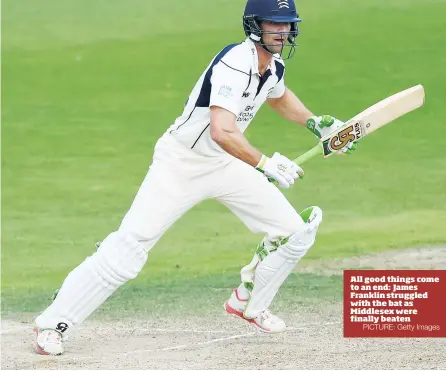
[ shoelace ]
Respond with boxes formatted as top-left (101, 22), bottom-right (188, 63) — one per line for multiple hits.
top-left (259, 309), bottom-right (273, 321)
top-left (43, 330), bottom-right (62, 345)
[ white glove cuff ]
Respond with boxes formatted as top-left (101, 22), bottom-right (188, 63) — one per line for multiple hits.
top-left (255, 154), bottom-right (268, 170)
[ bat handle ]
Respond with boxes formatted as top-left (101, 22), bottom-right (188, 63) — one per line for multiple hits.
top-left (267, 144), bottom-right (323, 184)
top-left (293, 144), bottom-right (323, 166)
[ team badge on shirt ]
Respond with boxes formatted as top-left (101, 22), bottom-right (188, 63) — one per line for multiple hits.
top-left (218, 85), bottom-right (233, 98)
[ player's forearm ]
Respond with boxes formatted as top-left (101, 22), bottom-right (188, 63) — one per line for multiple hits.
top-left (211, 127), bottom-right (262, 167)
top-left (268, 88), bottom-right (313, 126)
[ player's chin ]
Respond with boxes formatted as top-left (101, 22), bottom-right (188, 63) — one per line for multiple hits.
top-left (266, 44), bottom-right (283, 54)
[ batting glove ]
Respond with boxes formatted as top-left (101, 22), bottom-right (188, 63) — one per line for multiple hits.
top-left (256, 152), bottom-right (304, 188)
top-left (306, 115), bottom-right (358, 154)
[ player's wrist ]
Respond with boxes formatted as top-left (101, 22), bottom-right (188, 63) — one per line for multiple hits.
top-left (255, 154), bottom-right (269, 173)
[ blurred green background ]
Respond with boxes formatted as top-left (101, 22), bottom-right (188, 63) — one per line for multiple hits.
top-left (2, 0), bottom-right (446, 317)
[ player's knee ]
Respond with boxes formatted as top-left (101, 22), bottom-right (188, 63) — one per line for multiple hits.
top-left (277, 212), bottom-right (305, 239)
top-left (88, 231), bottom-right (148, 286)
top-left (279, 206), bottom-right (323, 261)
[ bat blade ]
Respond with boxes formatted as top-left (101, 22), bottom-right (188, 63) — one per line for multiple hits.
top-left (293, 85), bottom-right (426, 166)
top-left (320, 85), bottom-right (425, 157)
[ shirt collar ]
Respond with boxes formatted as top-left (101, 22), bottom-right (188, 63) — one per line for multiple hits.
top-left (244, 37), bottom-right (278, 77)
top-left (245, 37), bottom-right (260, 75)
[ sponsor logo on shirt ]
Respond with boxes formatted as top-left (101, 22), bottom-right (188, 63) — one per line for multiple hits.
top-left (237, 105), bottom-right (255, 122)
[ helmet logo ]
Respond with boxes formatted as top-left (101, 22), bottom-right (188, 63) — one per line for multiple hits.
top-left (277, 0), bottom-right (290, 9)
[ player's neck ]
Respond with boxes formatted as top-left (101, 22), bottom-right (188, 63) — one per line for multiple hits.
top-left (256, 45), bottom-right (273, 76)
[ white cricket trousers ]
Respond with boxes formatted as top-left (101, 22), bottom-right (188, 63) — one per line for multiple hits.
top-left (119, 133), bottom-right (304, 246)
top-left (35, 133), bottom-right (306, 332)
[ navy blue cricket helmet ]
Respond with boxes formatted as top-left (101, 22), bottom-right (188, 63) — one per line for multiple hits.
top-left (243, 0), bottom-right (302, 59)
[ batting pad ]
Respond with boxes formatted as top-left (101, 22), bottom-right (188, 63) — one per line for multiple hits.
top-left (244, 206), bottom-right (322, 318)
top-left (35, 231), bottom-right (148, 335)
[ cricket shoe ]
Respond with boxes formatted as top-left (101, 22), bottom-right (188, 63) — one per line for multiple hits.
top-left (224, 288), bottom-right (286, 333)
top-left (34, 327), bottom-right (64, 355)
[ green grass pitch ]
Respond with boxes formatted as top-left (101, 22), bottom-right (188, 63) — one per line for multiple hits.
top-left (2, 0), bottom-right (446, 316)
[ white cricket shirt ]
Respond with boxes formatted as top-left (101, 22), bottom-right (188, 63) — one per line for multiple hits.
top-left (167, 38), bottom-right (286, 157)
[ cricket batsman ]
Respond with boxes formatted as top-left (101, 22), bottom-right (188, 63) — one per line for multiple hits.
top-left (34, 0), bottom-right (355, 355)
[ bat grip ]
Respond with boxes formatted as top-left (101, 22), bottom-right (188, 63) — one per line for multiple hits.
top-left (293, 144), bottom-right (323, 166)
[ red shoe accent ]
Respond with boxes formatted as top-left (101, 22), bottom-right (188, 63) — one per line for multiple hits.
top-left (234, 288), bottom-right (249, 302)
top-left (35, 344), bottom-right (51, 355)
top-left (34, 328), bottom-right (51, 355)
top-left (224, 301), bottom-right (271, 333)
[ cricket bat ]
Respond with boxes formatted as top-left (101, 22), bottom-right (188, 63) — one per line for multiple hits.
top-left (293, 84), bottom-right (425, 166)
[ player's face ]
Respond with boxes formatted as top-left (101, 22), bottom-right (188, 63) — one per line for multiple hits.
top-left (260, 21), bottom-right (292, 54)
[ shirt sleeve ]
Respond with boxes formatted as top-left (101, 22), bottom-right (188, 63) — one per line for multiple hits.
top-left (268, 72), bottom-right (286, 99)
top-left (209, 62), bottom-right (249, 116)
